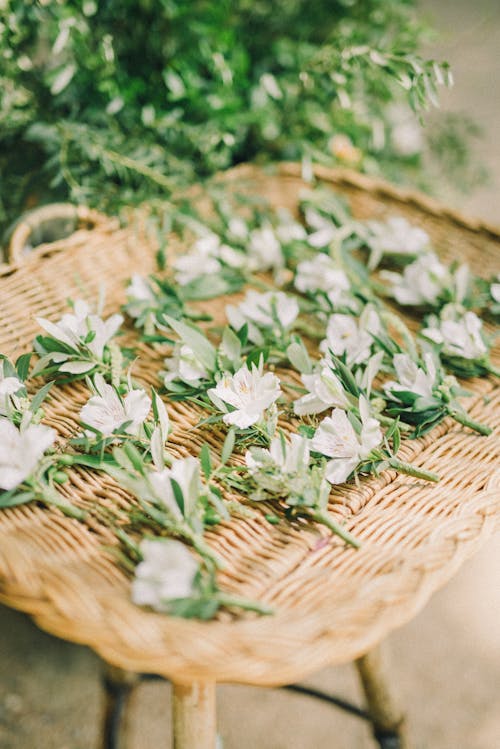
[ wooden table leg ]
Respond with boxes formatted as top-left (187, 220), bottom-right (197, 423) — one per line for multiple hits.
top-left (172, 681), bottom-right (217, 749)
top-left (355, 647), bottom-right (412, 749)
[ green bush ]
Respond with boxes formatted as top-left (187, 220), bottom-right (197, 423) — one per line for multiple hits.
top-left (0, 0), bottom-right (460, 231)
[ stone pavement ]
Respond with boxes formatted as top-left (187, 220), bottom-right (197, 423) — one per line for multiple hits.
top-left (1, 1), bottom-right (499, 746)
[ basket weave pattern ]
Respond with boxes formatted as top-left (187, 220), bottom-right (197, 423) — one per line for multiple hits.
top-left (0, 164), bottom-right (498, 686)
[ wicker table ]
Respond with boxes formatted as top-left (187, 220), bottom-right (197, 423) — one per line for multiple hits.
top-left (0, 164), bottom-right (498, 748)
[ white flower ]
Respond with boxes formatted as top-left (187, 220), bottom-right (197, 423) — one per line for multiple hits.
top-left (163, 343), bottom-right (209, 385)
top-left (294, 254), bottom-right (351, 303)
top-left (0, 363), bottom-right (23, 416)
top-left (304, 208), bottom-right (338, 249)
top-left (380, 254), bottom-right (450, 307)
top-left (245, 433), bottom-right (311, 495)
top-left (149, 456), bottom-right (202, 520)
top-left (384, 353), bottom-right (437, 401)
top-left (421, 310), bottom-right (487, 360)
top-left (247, 225), bottom-right (284, 273)
top-left (294, 364), bottom-right (350, 416)
top-left (80, 375), bottom-right (151, 437)
top-left (275, 210), bottom-right (307, 243)
top-left (320, 306), bottom-right (381, 366)
top-left (132, 539), bottom-right (199, 611)
top-left (36, 299), bottom-right (123, 359)
top-left (226, 290), bottom-right (299, 345)
top-left (227, 217), bottom-right (248, 241)
top-left (311, 397), bottom-right (382, 484)
top-left (173, 234), bottom-right (222, 285)
top-left (208, 361), bottom-right (281, 429)
top-left (491, 275), bottom-right (500, 303)
top-left (0, 419), bottom-right (56, 491)
top-left (366, 217), bottom-right (430, 269)
top-left (125, 275), bottom-right (155, 318)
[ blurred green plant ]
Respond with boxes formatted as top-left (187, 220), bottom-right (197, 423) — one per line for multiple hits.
top-left (0, 0), bottom-right (469, 233)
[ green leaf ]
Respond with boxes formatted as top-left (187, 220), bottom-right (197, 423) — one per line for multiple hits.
top-left (170, 477), bottom-right (185, 516)
top-left (30, 381), bottom-right (54, 412)
top-left (221, 427), bottom-right (235, 465)
top-left (15, 353), bottom-right (32, 381)
top-left (164, 316), bottom-right (217, 373)
top-left (219, 326), bottom-right (241, 368)
top-left (0, 490), bottom-right (35, 508)
top-left (200, 444), bottom-right (212, 480)
top-left (286, 341), bottom-right (312, 374)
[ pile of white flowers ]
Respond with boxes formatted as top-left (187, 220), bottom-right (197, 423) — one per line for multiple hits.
top-left (1, 188), bottom-right (495, 620)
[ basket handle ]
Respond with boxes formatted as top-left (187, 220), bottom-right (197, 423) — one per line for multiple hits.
top-left (5, 203), bottom-right (108, 266)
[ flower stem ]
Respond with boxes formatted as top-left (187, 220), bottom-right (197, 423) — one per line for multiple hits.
top-left (217, 593), bottom-right (273, 616)
top-left (447, 408), bottom-right (492, 436)
top-left (388, 458), bottom-right (439, 483)
top-left (185, 530), bottom-right (225, 571)
top-left (311, 509), bottom-right (360, 548)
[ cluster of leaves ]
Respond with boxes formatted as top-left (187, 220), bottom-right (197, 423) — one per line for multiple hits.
top-left (0, 0), bottom-right (465, 238)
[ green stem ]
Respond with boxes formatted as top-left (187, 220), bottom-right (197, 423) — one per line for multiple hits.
top-left (447, 408), bottom-right (492, 436)
top-left (184, 528), bottom-right (224, 570)
top-left (388, 458), bottom-right (439, 483)
top-left (38, 483), bottom-right (86, 520)
top-left (217, 593), bottom-right (273, 616)
top-left (311, 509), bottom-right (360, 549)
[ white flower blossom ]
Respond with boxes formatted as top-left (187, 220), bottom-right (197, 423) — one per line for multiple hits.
top-left (380, 254), bottom-right (464, 307)
top-left (304, 208), bottom-right (338, 248)
top-left (491, 275), bottom-right (500, 303)
top-left (80, 375), bottom-right (151, 437)
top-left (0, 364), bottom-right (23, 416)
top-left (36, 299), bottom-right (123, 360)
top-left (0, 419), bottom-right (56, 491)
top-left (320, 306), bottom-right (381, 366)
top-left (132, 538), bottom-right (199, 611)
top-left (245, 433), bottom-right (311, 495)
top-left (294, 363), bottom-right (350, 416)
top-left (208, 361), bottom-right (281, 429)
top-left (247, 225), bottom-right (284, 273)
top-left (149, 456), bottom-right (202, 520)
top-left (421, 310), bottom-right (487, 360)
top-left (226, 290), bottom-right (299, 345)
top-left (227, 217), bottom-right (248, 241)
top-left (311, 397), bottom-right (382, 484)
top-left (294, 254), bottom-right (351, 305)
top-left (163, 343), bottom-right (209, 385)
top-left (366, 216), bottom-right (430, 269)
top-left (173, 234), bottom-right (222, 285)
top-left (275, 210), bottom-right (307, 243)
top-left (125, 275), bottom-right (156, 318)
top-left (384, 353), bottom-right (437, 401)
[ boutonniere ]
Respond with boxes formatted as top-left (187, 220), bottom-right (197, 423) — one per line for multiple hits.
top-left (382, 351), bottom-right (492, 437)
top-left (34, 299), bottom-right (125, 382)
top-left (364, 216), bottom-right (430, 270)
top-left (420, 306), bottom-right (498, 378)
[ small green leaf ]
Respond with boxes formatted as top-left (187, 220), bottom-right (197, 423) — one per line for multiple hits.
top-left (200, 444), bottom-right (212, 480)
top-left (15, 353), bottom-right (32, 381)
top-left (170, 477), bottom-right (185, 515)
top-left (221, 427), bottom-right (235, 465)
top-left (286, 341), bottom-right (312, 374)
top-left (164, 316), bottom-right (217, 373)
top-left (30, 381), bottom-right (53, 412)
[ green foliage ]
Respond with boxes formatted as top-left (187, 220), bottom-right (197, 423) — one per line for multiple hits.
top-left (1, 0), bottom-right (456, 234)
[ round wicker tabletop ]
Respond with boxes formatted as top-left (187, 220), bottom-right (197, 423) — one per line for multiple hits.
top-left (0, 164), bottom-right (498, 687)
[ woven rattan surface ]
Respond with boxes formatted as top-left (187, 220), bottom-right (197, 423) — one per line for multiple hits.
top-left (0, 164), bottom-right (498, 687)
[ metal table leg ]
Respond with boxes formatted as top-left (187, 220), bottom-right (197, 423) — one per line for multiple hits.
top-left (356, 647), bottom-right (411, 749)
